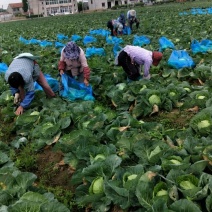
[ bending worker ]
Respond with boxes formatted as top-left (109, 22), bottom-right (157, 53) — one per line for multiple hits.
top-left (58, 41), bottom-right (90, 86)
top-left (115, 45), bottom-right (163, 81)
top-left (5, 53), bottom-right (56, 115)
top-left (127, 9), bottom-right (139, 30)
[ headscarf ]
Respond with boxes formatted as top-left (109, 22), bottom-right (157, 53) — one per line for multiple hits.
top-left (63, 41), bottom-right (80, 60)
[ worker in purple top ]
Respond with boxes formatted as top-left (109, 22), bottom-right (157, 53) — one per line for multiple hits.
top-left (115, 45), bottom-right (163, 81)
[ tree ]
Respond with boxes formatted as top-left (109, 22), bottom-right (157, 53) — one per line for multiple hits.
top-left (78, 1), bottom-right (83, 13)
top-left (22, 0), bottom-right (28, 12)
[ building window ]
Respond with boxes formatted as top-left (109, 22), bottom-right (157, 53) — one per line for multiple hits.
top-left (91, 0), bottom-right (93, 4)
top-left (102, 3), bottom-right (105, 7)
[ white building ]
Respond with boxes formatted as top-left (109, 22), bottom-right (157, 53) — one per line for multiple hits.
top-left (88, 0), bottom-right (139, 10)
top-left (28, 0), bottom-right (78, 17)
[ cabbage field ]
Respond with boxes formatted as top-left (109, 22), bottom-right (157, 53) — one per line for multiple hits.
top-left (0, 1), bottom-right (212, 211)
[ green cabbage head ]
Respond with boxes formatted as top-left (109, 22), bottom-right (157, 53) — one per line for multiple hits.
top-left (148, 95), bottom-right (161, 105)
top-left (89, 177), bottom-right (104, 194)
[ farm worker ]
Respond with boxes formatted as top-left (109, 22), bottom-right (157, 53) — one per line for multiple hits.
top-left (5, 53), bottom-right (56, 115)
top-left (117, 13), bottom-right (126, 29)
top-left (58, 41), bottom-right (90, 86)
top-left (127, 9), bottom-right (139, 30)
top-left (115, 45), bottom-right (163, 81)
top-left (107, 19), bottom-right (123, 36)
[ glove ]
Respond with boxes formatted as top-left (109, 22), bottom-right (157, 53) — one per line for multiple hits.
top-left (14, 93), bottom-right (20, 104)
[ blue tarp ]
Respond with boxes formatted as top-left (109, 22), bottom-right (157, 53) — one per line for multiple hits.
top-left (85, 47), bottom-right (105, 57)
top-left (57, 33), bottom-right (68, 40)
top-left (168, 50), bottom-right (195, 69)
top-left (159, 36), bottom-right (175, 51)
top-left (89, 29), bottom-right (110, 37)
top-left (34, 74), bottom-right (59, 93)
top-left (19, 36), bottom-right (53, 47)
top-left (71, 34), bottom-right (82, 42)
top-left (0, 63), bottom-right (8, 73)
top-left (179, 7), bottom-right (212, 15)
top-left (106, 36), bottom-right (123, 45)
top-left (191, 39), bottom-right (212, 54)
top-left (133, 35), bottom-right (150, 47)
top-left (59, 74), bottom-right (95, 101)
top-left (83, 35), bottom-right (97, 45)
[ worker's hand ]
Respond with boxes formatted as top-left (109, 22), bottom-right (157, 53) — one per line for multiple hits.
top-left (143, 74), bottom-right (151, 80)
top-left (84, 78), bottom-right (89, 86)
top-left (60, 70), bottom-right (64, 75)
top-left (14, 93), bottom-right (20, 104)
top-left (15, 105), bottom-right (24, 115)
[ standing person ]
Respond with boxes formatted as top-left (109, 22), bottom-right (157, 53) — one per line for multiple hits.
top-left (127, 9), bottom-right (139, 30)
top-left (107, 19), bottom-right (123, 36)
top-left (115, 45), bottom-right (163, 81)
top-left (117, 13), bottom-right (126, 29)
top-left (5, 53), bottom-right (56, 115)
top-left (58, 41), bottom-right (90, 86)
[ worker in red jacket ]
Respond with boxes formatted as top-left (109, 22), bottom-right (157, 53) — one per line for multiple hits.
top-left (58, 41), bottom-right (90, 86)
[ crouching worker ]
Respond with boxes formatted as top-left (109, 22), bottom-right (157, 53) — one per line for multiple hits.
top-left (5, 53), bottom-right (56, 115)
top-left (115, 45), bottom-right (163, 81)
top-left (58, 41), bottom-right (90, 86)
top-left (127, 9), bottom-right (140, 31)
top-left (107, 20), bottom-right (123, 36)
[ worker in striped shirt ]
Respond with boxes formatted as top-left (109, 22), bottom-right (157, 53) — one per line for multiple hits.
top-left (5, 53), bottom-right (56, 115)
top-left (115, 45), bottom-right (163, 81)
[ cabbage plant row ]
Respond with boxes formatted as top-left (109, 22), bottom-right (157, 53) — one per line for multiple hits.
top-left (0, 1), bottom-right (212, 211)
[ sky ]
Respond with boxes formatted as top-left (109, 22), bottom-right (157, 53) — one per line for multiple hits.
top-left (1, 0), bottom-right (21, 9)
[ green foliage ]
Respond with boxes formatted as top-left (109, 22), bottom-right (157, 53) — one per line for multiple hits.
top-left (0, 0), bottom-right (212, 211)
top-left (14, 143), bottom-right (38, 171)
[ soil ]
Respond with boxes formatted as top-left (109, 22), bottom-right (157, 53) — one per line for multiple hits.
top-left (35, 146), bottom-right (74, 191)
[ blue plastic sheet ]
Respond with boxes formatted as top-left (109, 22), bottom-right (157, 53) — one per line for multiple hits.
top-left (34, 74), bottom-right (59, 93)
top-left (89, 29), bottom-right (110, 37)
top-left (106, 36), bottom-right (123, 45)
top-left (19, 36), bottom-right (52, 47)
top-left (0, 63), bottom-right (8, 73)
top-left (113, 44), bottom-right (122, 57)
top-left (179, 7), bottom-right (212, 15)
top-left (191, 39), bottom-right (212, 54)
top-left (83, 35), bottom-right (97, 45)
top-left (55, 41), bottom-right (65, 48)
top-left (168, 50), bottom-right (195, 69)
top-left (29, 38), bottom-right (40, 45)
top-left (159, 36), bottom-right (175, 51)
top-left (122, 26), bottom-right (131, 35)
top-left (71, 34), bottom-right (82, 41)
top-left (85, 47), bottom-right (105, 58)
top-left (39, 40), bottom-right (53, 47)
top-left (59, 74), bottom-right (95, 101)
top-left (57, 33), bottom-right (68, 40)
top-left (19, 36), bottom-right (30, 45)
top-left (133, 35), bottom-right (150, 47)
